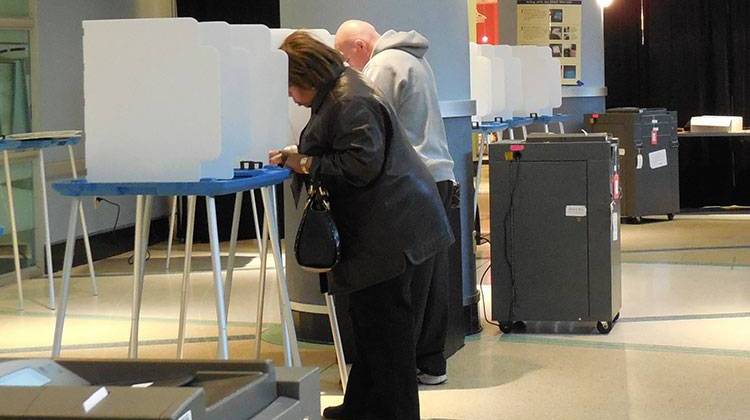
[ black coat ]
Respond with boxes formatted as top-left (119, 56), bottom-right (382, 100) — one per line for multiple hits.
top-left (300, 67), bottom-right (454, 295)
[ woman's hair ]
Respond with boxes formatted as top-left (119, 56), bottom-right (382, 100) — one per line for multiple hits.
top-left (279, 31), bottom-right (345, 89)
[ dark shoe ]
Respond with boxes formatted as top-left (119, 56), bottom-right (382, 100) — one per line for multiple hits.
top-left (417, 371), bottom-right (448, 385)
top-left (323, 404), bottom-right (347, 419)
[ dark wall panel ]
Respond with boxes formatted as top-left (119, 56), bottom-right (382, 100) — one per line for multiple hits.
top-left (604, 0), bottom-right (750, 127)
top-left (177, 0), bottom-right (279, 27)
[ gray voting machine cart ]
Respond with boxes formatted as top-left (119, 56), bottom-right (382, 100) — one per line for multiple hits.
top-left (489, 133), bottom-right (622, 334)
top-left (585, 107), bottom-right (680, 223)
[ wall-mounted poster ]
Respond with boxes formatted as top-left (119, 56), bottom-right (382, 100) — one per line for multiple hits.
top-left (517, 0), bottom-right (582, 86)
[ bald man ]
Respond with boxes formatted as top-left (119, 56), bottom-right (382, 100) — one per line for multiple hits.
top-left (336, 20), bottom-right (455, 386)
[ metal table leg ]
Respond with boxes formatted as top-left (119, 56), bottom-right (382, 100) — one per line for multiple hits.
top-left (51, 199), bottom-right (81, 357)
top-left (254, 214), bottom-right (269, 359)
top-left (128, 195), bottom-right (152, 358)
top-left (165, 196), bottom-right (178, 271)
top-left (473, 132), bottom-right (487, 228)
top-left (176, 195), bottom-right (196, 358)
top-left (325, 293), bottom-right (348, 390)
top-left (206, 196), bottom-right (230, 360)
top-left (4, 151), bottom-right (23, 310)
top-left (38, 150), bottom-right (56, 310)
top-left (223, 191), bottom-right (244, 316)
top-left (68, 145), bottom-right (97, 295)
top-left (261, 185), bottom-right (301, 367)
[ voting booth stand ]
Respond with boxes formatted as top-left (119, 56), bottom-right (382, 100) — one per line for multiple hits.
top-left (44, 18), bottom-right (315, 364)
top-left (0, 135), bottom-right (97, 312)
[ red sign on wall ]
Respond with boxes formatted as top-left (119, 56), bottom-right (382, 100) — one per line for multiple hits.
top-left (476, 2), bottom-right (499, 45)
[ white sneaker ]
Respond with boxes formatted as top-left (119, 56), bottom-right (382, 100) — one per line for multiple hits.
top-left (417, 371), bottom-right (448, 385)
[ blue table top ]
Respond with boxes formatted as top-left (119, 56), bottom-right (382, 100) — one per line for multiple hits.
top-left (532, 114), bottom-right (573, 124)
top-left (53, 166), bottom-right (292, 197)
top-left (508, 117), bottom-right (535, 128)
top-left (0, 136), bottom-right (80, 151)
top-left (472, 121), bottom-right (510, 133)
top-left (472, 115), bottom-right (572, 133)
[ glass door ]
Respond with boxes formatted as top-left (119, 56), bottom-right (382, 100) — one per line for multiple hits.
top-left (0, 29), bottom-right (31, 136)
top-left (0, 1), bottom-right (36, 275)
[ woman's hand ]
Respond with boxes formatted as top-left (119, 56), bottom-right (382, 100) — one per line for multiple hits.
top-left (268, 149), bottom-right (286, 165)
top-left (285, 153), bottom-right (307, 174)
top-left (268, 145), bottom-right (299, 166)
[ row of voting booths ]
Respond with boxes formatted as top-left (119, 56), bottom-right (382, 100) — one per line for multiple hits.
top-left (469, 43), bottom-right (563, 124)
top-left (0, 18), bottom-right (327, 420)
top-left (54, 19), bottom-right (322, 369)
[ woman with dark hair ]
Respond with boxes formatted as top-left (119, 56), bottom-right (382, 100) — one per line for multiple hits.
top-left (270, 31), bottom-right (453, 420)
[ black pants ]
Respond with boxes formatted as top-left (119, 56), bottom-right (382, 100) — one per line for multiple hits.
top-left (412, 180), bottom-right (453, 376)
top-left (341, 261), bottom-right (424, 420)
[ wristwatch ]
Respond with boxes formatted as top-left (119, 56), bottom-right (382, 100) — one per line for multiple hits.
top-left (300, 156), bottom-right (312, 174)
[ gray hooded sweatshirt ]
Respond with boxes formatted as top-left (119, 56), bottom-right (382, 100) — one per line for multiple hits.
top-left (364, 30), bottom-right (455, 183)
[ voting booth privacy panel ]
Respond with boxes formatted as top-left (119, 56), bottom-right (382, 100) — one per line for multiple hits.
top-left (83, 18), bottom-right (290, 182)
top-left (469, 42), bottom-right (562, 122)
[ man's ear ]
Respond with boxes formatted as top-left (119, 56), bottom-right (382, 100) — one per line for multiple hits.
top-left (355, 39), bottom-right (366, 50)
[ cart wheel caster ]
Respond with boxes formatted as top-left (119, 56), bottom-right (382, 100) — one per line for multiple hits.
top-left (667, 213), bottom-right (675, 221)
top-left (596, 320), bottom-right (613, 334)
top-left (632, 217), bottom-right (642, 225)
top-left (499, 321), bottom-right (513, 334)
top-left (512, 321), bottom-right (527, 331)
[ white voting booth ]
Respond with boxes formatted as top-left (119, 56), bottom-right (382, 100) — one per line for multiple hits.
top-left (471, 44), bottom-right (525, 122)
top-left (236, 26), bottom-right (291, 163)
top-left (72, 18), bottom-right (304, 365)
top-left (469, 43), bottom-right (494, 123)
top-left (84, 19), bottom-right (221, 182)
top-left (84, 18), bottom-right (289, 182)
top-left (469, 42), bottom-right (562, 122)
top-left (511, 45), bottom-right (556, 117)
top-left (492, 45), bottom-right (524, 122)
top-left (197, 22), bottom-right (252, 180)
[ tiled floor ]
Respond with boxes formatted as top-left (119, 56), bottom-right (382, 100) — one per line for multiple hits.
top-left (1, 188), bottom-right (750, 418)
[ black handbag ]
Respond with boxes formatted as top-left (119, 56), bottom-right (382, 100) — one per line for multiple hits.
top-left (294, 182), bottom-right (341, 272)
